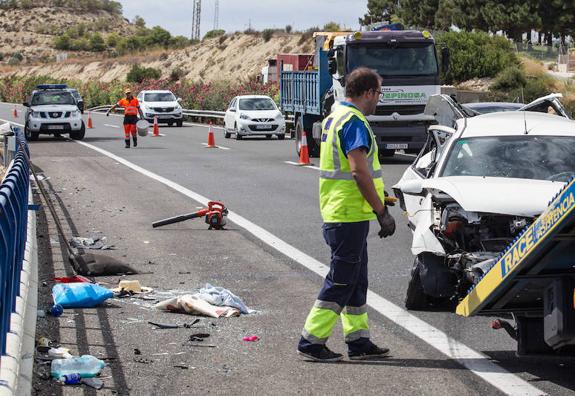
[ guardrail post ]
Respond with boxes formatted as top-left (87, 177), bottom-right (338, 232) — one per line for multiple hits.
top-left (3, 134), bottom-right (16, 167)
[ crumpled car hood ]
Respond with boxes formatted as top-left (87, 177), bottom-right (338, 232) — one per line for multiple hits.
top-left (421, 176), bottom-right (565, 217)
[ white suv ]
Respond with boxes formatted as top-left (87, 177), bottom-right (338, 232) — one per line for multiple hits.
top-left (224, 95), bottom-right (286, 140)
top-left (137, 90), bottom-right (183, 127)
top-left (24, 84), bottom-right (85, 141)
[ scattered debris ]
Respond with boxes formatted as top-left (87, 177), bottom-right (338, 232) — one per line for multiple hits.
top-left (51, 355), bottom-right (105, 379)
top-left (189, 333), bottom-right (210, 342)
top-left (52, 283), bottom-right (113, 308)
top-left (134, 348), bottom-right (141, 355)
top-left (173, 364), bottom-right (189, 369)
top-left (133, 357), bottom-right (153, 364)
top-left (155, 295), bottom-right (240, 318)
top-left (70, 236), bottom-right (115, 250)
top-left (54, 275), bottom-right (92, 284)
top-left (73, 253), bottom-right (138, 276)
top-left (82, 377), bottom-right (104, 390)
top-left (48, 347), bottom-right (73, 359)
top-left (37, 304), bottom-right (63, 318)
top-left (112, 280), bottom-right (153, 294)
top-left (194, 283), bottom-right (255, 314)
top-left (148, 319), bottom-right (201, 329)
top-left (243, 336), bottom-right (260, 342)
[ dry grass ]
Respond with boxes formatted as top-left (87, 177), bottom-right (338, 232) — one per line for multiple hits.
top-left (521, 57), bottom-right (547, 77)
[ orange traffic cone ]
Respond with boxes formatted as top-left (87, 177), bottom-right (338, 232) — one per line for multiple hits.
top-left (298, 131), bottom-right (311, 166)
top-left (87, 112), bottom-right (93, 129)
top-left (12, 106), bottom-right (17, 118)
top-left (206, 124), bottom-right (217, 148)
top-left (153, 116), bottom-right (160, 137)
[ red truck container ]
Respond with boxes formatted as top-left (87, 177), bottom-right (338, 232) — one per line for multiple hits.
top-left (276, 54), bottom-right (314, 77)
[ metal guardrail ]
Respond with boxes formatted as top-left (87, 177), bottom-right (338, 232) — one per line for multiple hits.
top-left (0, 126), bottom-right (29, 355)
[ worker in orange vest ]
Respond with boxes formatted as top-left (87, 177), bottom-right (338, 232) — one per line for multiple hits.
top-left (106, 88), bottom-right (144, 148)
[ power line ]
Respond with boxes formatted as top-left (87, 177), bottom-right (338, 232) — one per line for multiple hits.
top-left (191, 0), bottom-right (201, 41)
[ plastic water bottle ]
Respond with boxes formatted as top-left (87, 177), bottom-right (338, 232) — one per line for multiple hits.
top-left (37, 304), bottom-right (64, 318)
top-left (59, 373), bottom-right (81, 385)
top-left (51, 355), bottom-right (105, 379)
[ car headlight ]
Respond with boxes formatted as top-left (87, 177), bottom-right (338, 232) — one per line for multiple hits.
top-left (31, 111), bottom-right (41, 118)
top-left (239, 113), bottom-right (250, 120)
top-left (71, 110), bottom-right (81, 117)
top-left (275, 113), bottom-right (284, 121)
top-left (145, 113), bottom-right (152, 118)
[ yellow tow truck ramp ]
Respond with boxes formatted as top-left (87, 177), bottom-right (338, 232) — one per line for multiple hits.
top-left (456, 177), bottom-right (575, 355)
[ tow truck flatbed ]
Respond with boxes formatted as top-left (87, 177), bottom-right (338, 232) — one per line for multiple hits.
top-left (456, 177), bottom-right (575, 355)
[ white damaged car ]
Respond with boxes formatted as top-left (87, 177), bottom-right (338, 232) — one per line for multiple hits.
top-left (393, 95), bottom-right (575, 310)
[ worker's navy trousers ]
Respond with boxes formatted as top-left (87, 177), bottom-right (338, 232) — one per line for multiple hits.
top-left (299, 221), bottom-right (371, 353)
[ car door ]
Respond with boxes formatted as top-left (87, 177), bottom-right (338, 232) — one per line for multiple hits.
top-left (393, 125), bottom-right (455, 228)
top-left (424, 94), bottom-right (467, 128)
top-left (519, 93), bottom-right (570, 119)
top-left (224, 97), bottom-right (237, 130)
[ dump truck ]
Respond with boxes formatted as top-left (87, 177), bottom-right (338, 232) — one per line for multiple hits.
top-left (280, 25), bottom-right (449, 157)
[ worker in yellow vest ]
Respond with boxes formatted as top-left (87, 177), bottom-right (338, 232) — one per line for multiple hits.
top-left (297, 67), bottom-right (396, 362)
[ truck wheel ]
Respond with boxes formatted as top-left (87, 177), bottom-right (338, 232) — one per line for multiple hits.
top-left (70, 124), bottom-right (86, 140)
top-left (405, 256), bottom-right (429, 310)
top-left (295, 118), bottom-right (320, 157)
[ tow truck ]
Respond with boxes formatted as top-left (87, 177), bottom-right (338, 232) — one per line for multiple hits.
top-left (457, 177), bottom-right (575, 356)
top-left (280, 24), bottom-right (449, 158)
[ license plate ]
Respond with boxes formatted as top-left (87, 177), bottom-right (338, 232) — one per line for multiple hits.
top-left (385, 143), bottom-right (408, 150)
top-left (255, 125), bottom-right (273, 130)
top-left (48, 125), bottom-right (63, 130)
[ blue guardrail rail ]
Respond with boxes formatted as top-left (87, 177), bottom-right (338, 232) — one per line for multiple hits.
top-left (0, 127), bottom-right (30, 355)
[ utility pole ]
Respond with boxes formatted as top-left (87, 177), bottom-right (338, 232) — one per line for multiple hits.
top-left (213, 0), bottom-right (219, 30)
top-left (191, 0), bottom-right (202, 41)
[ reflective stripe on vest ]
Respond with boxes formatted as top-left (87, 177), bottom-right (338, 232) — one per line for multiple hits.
top-left (319, 104), bottom-right (385, 223)
top-left (119, 98), bottom-right (139, 116)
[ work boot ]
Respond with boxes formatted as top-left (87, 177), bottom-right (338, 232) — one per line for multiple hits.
top-left (348, 341), bottom-right (390, 360)
top-left (297, 346), bottom-right (343, 363)
top-left (124, 139), bottom-right (130, 148)
top-left (132, 136), bottom-right (138, 147)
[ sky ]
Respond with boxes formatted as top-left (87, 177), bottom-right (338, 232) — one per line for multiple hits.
top-left (118, 0), bottom-right (368, 38)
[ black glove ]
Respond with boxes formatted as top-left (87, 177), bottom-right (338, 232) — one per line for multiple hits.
top-left (376, 210), bottom-right (396, 238)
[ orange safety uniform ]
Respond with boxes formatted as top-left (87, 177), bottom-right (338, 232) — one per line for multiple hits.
top-left (117, 97), bottom-right (140, 138)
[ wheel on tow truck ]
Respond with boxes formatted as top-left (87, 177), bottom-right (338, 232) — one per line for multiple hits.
top-left (70, 123), bottom-right (86, 140)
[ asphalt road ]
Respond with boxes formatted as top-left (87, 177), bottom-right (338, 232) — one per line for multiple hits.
top-left (4, 103), bottom-right (575, 395)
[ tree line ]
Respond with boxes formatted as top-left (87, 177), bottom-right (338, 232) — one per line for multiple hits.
top-left (361, 0), bottom-right (574, 47)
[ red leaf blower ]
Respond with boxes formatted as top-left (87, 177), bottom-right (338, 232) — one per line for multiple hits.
top-left (152, 201), bottom-right (228, 230)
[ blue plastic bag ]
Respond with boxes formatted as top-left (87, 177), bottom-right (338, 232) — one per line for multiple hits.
top-left (52, 283), bottom-right (113, 308)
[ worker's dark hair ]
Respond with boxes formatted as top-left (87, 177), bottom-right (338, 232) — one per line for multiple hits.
top-left (345, 67), bottom-right (382, 98)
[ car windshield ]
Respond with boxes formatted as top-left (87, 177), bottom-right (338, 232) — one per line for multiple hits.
top-left (347, 43), bottom-right (438, 77)
top-left (144, 92), bottom-right (176, 102)
top-left (441, 136), bottom-right (575, 182)
top-left (31, 91), bottom-right (75, 106)
top-left (238, 98), bottom-right (276, 111)
top-left (69, 91), bottom-right (81, 99)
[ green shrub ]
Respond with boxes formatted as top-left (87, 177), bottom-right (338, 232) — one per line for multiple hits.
top-left (262, 29), bottom-right (274, 42)
top-left (169, 67), bottom-right (186, 82)
top-left (203, 29), bottom-right (225, 40)
top-left (89, 33), bottom-right (106, 52)
top-left (322, 22), bottom-right (341, 32)
top-left (126, 64), bottom-right (161, 83)
top-left (436, 31), bottom-right (519, 84)
top-left (491, 67), bottom-right (527, 91)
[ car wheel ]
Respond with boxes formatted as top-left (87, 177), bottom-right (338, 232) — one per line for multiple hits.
top-left (234, 123), bottom-right (242, 140)
top-left (266, 135), bottom-right (272, 140)
top-left (277, 134), bottom-right (285, 140)
top-left (168, 121), bottom-right (174, 127)
top-left (405, 256), bottom-right (429, 310)
top-left (176, 120), bottom-right (183, 127)
top-left (224, 129), bottom-right (231, 139)
top-left (25, 125), bottom-right (39, 141)
top-left (70, 123), bottom-right (86, 140)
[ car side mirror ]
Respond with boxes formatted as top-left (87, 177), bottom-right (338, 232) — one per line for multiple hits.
top-left (229, 108), bottom-right (236, 112)
top-left (22, 102), bottom-right (29, 107)
top-left (177, 97), bottom-right (182, 102)
top-left (441, 47), bottom-right (450, 74)
top-left (328, 58), bottom-right (337, 75)
top-left (398, 179), bottom-right (424, 195)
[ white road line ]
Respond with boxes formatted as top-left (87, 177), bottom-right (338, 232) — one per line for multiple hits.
top-left (201, 143), bottom-right (230, 150)
top-left (69, 138), bottom-right (543, 396)
top-left (184, 122), bottom-right (224, 130)
top-left (104, 124), bottom-right (120, 129)
top-left (284, 161), bottom-right (320, 170)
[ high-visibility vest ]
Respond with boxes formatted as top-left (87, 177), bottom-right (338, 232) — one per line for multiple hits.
top-left (319, 104), bottom-right (385, 223)
top-left (118, 97), bottom-right (139, 116)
